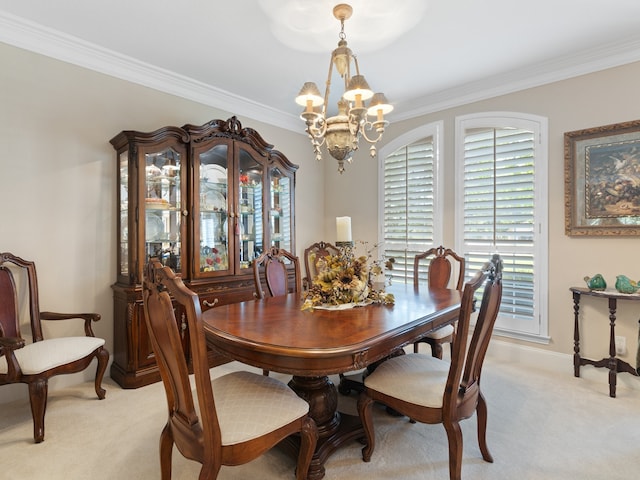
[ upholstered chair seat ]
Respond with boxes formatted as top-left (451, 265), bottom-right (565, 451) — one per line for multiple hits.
top-left (0, 337), bottom-right (105, 375)
top-left (363, 353), bottom-right (450, 409)
top-left (422, 323), bottom-right (454, 341)
top-left (205, 371), bottom-right (310, 446)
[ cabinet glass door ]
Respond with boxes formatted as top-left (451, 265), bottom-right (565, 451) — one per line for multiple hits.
top-left (118, 151), bottom-right (129, 277)
top-left (238, 148), bottom-right (264, 270)
top-left (197, 144), bottom-right (230, 274)
top-left (269, 167), bottom-right (292, 252)
top-left (144, 148), bottom-right (183, 273)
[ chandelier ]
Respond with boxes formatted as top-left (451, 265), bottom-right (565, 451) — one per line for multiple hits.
top-left (295, 3), bottom-right (394, 174)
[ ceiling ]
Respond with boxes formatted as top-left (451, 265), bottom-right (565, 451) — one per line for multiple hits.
top-left (2, 0), bottom-right (640, 133)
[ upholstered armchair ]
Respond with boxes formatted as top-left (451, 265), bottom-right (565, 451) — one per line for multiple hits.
top-left (0, 252), bottom-right (108, 443)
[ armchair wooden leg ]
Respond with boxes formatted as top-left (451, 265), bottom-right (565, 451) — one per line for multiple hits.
top-left (28, 378), bottom-right (48, 443)
top-left (94, 347), bottom-right (108, 400)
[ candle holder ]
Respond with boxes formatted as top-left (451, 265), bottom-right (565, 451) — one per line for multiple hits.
top-left (336, 241), bottom-right (355, 261)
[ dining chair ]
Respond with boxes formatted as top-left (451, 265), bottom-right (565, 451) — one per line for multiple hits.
top-left (357, 254), bottom-right (502, 480)
top-left (302, 241), bottom-right (340, 290)
top-left (412, 246), bottom-right (466, 358)
top-left (252, 246), bottom-right (302, 375)
top-left (252, 246), bottom-right (302, 299)
top-left (142, 259), bottom-right (318, 480)
top-left (0, 252), bottom-right (108, 443)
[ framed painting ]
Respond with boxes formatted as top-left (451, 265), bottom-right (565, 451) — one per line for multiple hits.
top-left (564, 119), bottom-right (640, 236)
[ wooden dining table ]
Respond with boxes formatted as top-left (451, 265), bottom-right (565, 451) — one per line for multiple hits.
top-left (202, 284), bottom-right (462, 480)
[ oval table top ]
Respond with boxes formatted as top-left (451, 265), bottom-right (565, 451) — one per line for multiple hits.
top-left (202, 284), bottom-right (462, 376)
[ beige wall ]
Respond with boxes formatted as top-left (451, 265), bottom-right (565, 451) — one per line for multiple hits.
top-left (324, 61), bottom-right (640, 363)
top-left (0, 43), bottom-right (323, 394)
top-left (2, 40), bottom-right (639, 398)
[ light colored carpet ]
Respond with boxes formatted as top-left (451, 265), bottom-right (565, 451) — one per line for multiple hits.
top-left (1, 355), bottom-right (640, 480)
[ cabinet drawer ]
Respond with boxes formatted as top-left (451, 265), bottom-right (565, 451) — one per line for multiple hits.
top-left (198, 288), bottom-right (256, 312)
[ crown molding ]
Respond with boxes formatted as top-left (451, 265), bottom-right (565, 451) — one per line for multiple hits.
top-left (0, 11), bottom-right (301, 132)
top-left (394, 35), bottom-right (640, 122)
top-left (3, 11), bottom-right (640, 132)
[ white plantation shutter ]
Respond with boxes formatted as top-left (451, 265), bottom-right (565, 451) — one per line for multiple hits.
top-left (456, 114), bottom-right (548, 341)
top-left (383, 138), bottom-right (436, 283)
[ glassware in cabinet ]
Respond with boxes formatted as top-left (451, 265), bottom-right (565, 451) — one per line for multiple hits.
top-left (196, 144), bottom-right (230, 274)
top-left (144, 148), bottom-right (183, 274)
top-left (269, 167), bottom-right (292, 252)
top-left (238, 148), bottom-right (264, 270)
top-left (118, 151), bottom-right (129, 276)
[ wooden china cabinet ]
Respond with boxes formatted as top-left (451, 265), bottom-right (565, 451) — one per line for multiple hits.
top-left (110, 117), bottom-right (298, 388)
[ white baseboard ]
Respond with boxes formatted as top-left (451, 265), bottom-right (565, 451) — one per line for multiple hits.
top-left (487, 339), bottom-right (640, 392)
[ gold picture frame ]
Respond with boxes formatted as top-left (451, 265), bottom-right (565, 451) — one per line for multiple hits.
top-left (564, 119), bottom-right (640, 236)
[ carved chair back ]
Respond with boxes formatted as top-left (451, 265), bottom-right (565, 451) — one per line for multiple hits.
top-left (0, 266), bottom-right (19, 338)
top-left (143, 259), bottom-right (218, 463)
top-left (0, 254), bottom-right (43, 342)
top-left (253, 246), bottom-right (301, 299)
top-left (449, 254), bottom-right (503, 418)
top-left (413, 245), bottom-right (465, 291)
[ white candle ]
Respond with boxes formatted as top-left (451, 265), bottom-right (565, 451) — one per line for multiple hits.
top-left (336, 216), bottom-right (352, 242)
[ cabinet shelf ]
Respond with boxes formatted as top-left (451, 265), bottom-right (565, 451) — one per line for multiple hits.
top-left (146, 175), bottom-right (179, 185)
top-left (200, 208), bottom-right (227, 214)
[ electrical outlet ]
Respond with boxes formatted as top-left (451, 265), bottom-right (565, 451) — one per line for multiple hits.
top-left (615, 336), bottom-right (626, 356)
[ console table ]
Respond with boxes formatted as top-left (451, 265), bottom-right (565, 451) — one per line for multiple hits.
top-left (571, 287), bottom-right (639, 397)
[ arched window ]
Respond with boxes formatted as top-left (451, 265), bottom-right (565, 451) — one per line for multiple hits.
top-left (455, 112), bottom-right (549, 341)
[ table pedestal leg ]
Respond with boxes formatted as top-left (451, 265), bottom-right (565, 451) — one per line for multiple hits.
top-left (284, 375), bottom-right (364, 480)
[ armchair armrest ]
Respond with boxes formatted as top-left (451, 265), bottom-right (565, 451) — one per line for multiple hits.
top-left (0, 336), bottom-right (25, 379)
top-left (0, 335), bottom-right (26, 350)
top-left (40, 311), bottom-right (102, 337)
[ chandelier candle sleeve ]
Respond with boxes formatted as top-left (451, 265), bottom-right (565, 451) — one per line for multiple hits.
top-left (336, 216), bottom-right (352, 242)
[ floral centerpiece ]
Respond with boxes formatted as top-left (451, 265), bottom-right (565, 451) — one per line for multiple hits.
top-left (302, 242), bottom-right (394, 311)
